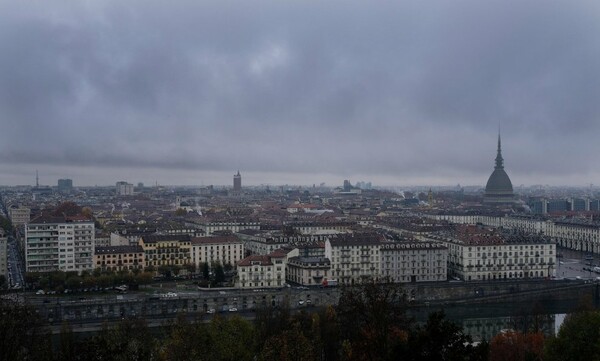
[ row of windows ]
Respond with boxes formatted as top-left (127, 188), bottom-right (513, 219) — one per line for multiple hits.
top-left (98, 253), bottom-right (142, 258)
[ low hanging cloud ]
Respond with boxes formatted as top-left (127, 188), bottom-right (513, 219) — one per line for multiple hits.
top-left (0, 0), bottom-right (599, 186)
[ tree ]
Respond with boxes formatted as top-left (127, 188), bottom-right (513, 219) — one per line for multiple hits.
top-left (254, 303), bottom-right (292, 352)
top-left (66, 275), bottom-right (83, 290)
top-left (207, 315), bottom-right (255, 361)
top-left (202, 262), bottom-right (210, 280)
top-left (53, 202), bottom-right (83, 217)
top-left (136, 272), bottom-right (153, 287)
top-left (57, 322), bottom-right (76, 361)
top-left (160, 315), bottom-right (207, 361)
top-left (78, 318), bottom-right (158, 361)
top-left (406, 310), bottom-right (487, 361)
top-left (214, 262), bottom-right (225, 284)
top-left (0, 302), bottom-right (52, 361)
top-left (0, 215), bottom-right (12, 233)
top-left (317, 306), bottom-right (341, 361)
top-left (489, 331), bottom-right (544, 361)
top-left (336, 279), bottom-right (411, 360)
top-left (174, 208), bottom-right (187, 216)
top-left (158, 265), bottom-right (172, 278)
top-left (260, 325), bottom-right (315, 361)
top-left (183, 263), bottom-right (196, 276)
top-left (25, 271), bottom-right (41, 287)
top-left (544, 310), bottom-right (600, 361)
top-left (81, 207), bottom-right (93, 219)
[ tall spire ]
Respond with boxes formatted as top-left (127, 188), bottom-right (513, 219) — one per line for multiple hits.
top-left (495, 132), bottom-right (504, 169)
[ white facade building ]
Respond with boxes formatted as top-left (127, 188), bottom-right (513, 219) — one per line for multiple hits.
top-left (380, 240), bottom-right (448, 283)
top-left (429, 213), bottom-right (600, 254)
top-left (115, 181), bottom-right (134, 196)
top-left (8, 206), bottom-right (30, 226)
top-left (286, 257), bottom-right (331, 286)
top-left (191, 235), bottom-right (244, 269)
top-left (25, 215), bottom-right (95, 273)
top-left (324, 234), bottom-right (382, 284)
top-left (425, 225), bottom-right (555, 281)
top-left (236, 249), bottom-right (288, 288)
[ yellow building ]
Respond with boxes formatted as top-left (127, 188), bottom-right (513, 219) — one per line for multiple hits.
top-left (94, 245), bottom-right (144, 272)
top-left (139, 235), bottom-right (192, 268)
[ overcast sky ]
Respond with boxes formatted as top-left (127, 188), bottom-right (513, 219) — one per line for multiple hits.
top-left (1, 1), bottom-right (599, 188)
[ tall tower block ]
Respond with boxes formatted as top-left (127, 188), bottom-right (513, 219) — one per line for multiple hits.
top-left (233, 171), bottom-right (242, 193)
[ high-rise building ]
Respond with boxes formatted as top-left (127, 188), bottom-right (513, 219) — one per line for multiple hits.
top-left (57, 179), bottom-right (73, 193)
top-left (116, 181), bottom-right (134, 196)
top-left (8, 205), bottom-right (31, 226)
top-left (547, 199), bottom-right (569, 213)
top-left (233, 171), bottom-right (242, 192)
top-left (25, 214), bottom-right (95, 273)
top-left (484, 133), bottom-right (515, 204)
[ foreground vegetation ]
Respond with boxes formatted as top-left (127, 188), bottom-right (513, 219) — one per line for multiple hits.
top-left (0, 281), bottom-right (598, 361)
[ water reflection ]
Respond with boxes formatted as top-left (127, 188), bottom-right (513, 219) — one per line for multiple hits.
top-left (460, 314), bottom-right (556, 342)
top-left (408, 299), bottom-right (587, 342)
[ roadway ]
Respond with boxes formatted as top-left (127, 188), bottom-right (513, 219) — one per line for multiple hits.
top-left (556, 247), bottom-right (600, 280)
top-left (6, 235), bottom-right (25, 288)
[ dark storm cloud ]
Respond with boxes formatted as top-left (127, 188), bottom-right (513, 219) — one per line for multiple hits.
top-left (0, 0), bottom-right (599, 186)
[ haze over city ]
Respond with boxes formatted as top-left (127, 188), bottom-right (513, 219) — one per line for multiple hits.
top-left (1, 0), bottom-right (599, 187)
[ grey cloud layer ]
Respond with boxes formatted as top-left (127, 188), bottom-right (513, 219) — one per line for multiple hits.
top-left (1, 1), bottom-right (599, 185)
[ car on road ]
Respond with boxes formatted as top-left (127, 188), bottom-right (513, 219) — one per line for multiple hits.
top-left (298, 300), bottom-right (305, 305)
top-left (207, 309), bottom-right (216, 314)
top-left (35, 290), bottom-right (45, 295)
top-left (164, 292), bottom-right (178, 297)
top-left (228, 307), bottom-right (238, 312)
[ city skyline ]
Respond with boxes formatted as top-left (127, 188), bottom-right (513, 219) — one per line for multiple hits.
top-left (1, 1), bottom-right (600, 187)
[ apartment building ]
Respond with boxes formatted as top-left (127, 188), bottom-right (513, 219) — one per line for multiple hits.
top-left (286, 257), bottom-right (331, 286)
top-left (236, 249), bottom-right (288, 288)
top-left (94, 245), bottom-right (144, 272)
top-left (324, 233), bottom-right (383, 284)
top-left (186, 219), bottom-right (260, 236)
top-left (426, 225), bottom-right (555, 281)
top-left (237, 229), bottom-right (328, 255)
top-left (115, 181), bottom-right (134, 196)
top-left (429, 213), bottom-right (599, 254)
top-left (25, 215), bottom-right (95, 273)
top-left (191, 235), bottom-right (244, 269)
top-left (8, 206), bottom-right (30, 226)
top-left (284, 221), bottom-right (354, 235)
top-left (139, 235), bottom-right (192, 268)
top-left (380, 240), bottom-right (448, 283)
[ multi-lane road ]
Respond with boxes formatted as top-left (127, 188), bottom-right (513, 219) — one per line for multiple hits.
top-left (6, 235), bottom-right (25, 287)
